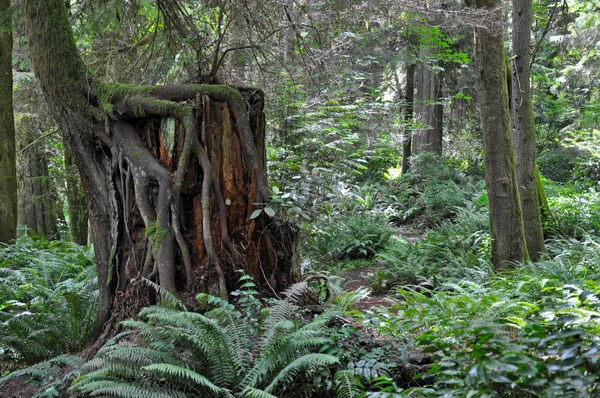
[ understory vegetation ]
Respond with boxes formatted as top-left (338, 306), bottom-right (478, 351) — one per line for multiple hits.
top-left (4, 0), bottom-right (600, 396)
top-left (3, 148), bottom-right (600, 397)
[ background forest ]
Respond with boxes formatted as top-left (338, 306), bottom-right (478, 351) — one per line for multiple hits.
top-left (1, 0), bottom-right (600, 397)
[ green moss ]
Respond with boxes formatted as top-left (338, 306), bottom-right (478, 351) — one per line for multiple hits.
top-left (145, 220), bottom-right (168, 246)
top-left (93, 82), bottom-right (192, 119)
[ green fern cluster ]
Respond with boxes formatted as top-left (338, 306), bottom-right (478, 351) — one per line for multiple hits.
top-left (0, 236), bottom-right (97, 368)
top-left (69, 284), bottom-right (341, 398)
top-left (374, 204), bottom-right (492, 289)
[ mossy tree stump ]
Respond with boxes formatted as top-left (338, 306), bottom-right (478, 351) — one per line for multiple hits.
top-left (23, 0), bottom-right (300, 346)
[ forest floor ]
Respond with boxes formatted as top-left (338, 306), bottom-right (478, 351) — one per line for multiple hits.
top-left (0, 378), bottom-right (40, 398)
top-left (342, 229), bottom-right (425, 310)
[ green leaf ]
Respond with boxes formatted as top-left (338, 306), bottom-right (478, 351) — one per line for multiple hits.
top-left (250, 209), bottom-right (263, 219)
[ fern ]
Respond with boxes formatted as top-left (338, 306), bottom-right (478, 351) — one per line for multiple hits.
top-left (241, 387), bottom-right (278, 398)
top-left (334, 370), bottom-right (363, 398)
top-left (142, 278), bottom-right (187, 310)
top-left (70, 282), bottom-right (343, 397)
top-left (264, 353), bottom-right (339, 393)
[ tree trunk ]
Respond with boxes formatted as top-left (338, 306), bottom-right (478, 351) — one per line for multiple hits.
top-left (511, 0), bottom-right (545, 261)
top-left (473, 0), bottom-right (529, 269)
top-left (0, 0), bottom-right (17, 243)
top-left (23, 0), bottom-right (300, 347)
top-left (16, 114), bottom-right (61, 239)
top-left (402, 62), bottom-right (416, 174)
top-left (413, 48), bottom-right (443, 156)
top-left (64, 146), bottom-right (89, 245)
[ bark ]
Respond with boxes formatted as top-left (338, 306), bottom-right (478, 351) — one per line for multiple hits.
top-left (64, 146), bottom-right (89, 245)
top-left (23, 0), bottom-right (300, 348)
top-left (413, 47), bottom-right (443, 156)
top-left (511, 0), bottom-right (545, 261)
top-left (16, 114), bottom-right (61, 239)
top-left (0, 0), bottom-right (17, 243)
top-left (402, 62), bottom-right (416, 174)
top-left (473, 0), bottom-right (529, 269)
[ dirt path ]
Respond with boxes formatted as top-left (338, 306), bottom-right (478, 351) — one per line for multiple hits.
top-left (341, 266), bottom-right (394, 310)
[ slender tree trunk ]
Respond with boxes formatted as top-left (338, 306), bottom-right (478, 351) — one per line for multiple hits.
top-left (0, 0), bottom-right (17, 243)
top-left (473, 0), bottom-right (529, 269)
top-left (413, 48), bottom-right (443, 156)
top-left (511, 0), bottom-right (545, 261)
top-left (16, 115), bottom-right (61, 239)
top-left (23, 0), bottom-right (299, 348)
top-left (64, 146), bottom-right (88, 245)
top-left (402, 62), bottom-right (416, 174)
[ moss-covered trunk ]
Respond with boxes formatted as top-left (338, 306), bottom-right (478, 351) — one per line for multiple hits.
top-left (473, 0), bottom-right (529, 269)
top-left (511, 0), bottom-right (545, 261)
top-left (23, 0), bottom-right (300, 347)
top-left (0, 0), bottom-right (17, 243)
top-left (413, 47), bottom-right (443, 156)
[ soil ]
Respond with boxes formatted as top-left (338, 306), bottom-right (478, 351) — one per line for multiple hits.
top-left (341, 266), bottom-right (395, 310)
top-left (0, 378), bottom-right (40, 398)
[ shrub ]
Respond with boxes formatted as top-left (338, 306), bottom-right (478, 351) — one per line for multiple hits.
top-left (548, 188), bottom-right (600, 239)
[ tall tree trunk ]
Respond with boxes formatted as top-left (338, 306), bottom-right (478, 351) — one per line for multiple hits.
top-left (16, 115), bottom-right (61, 239)
top-left (413, 48), bottom-right (443, 156)
top-left (473, 0), bottom-right (529, 269)
top-left (0, 0), bottom-right (17, 243)
top-left (64, 146), bottom-right (88, 245)
top-left (23, 0), bottom-right (300, 347)
top-left (402, 62), bottom-right (416, 174)
top-left (511, 0), bottom-right (545, 261)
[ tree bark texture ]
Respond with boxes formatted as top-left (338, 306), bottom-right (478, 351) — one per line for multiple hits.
top-left (413, 48), bottom-right (443, 156)
top-left (511, 0), bottom-right (545, 261)
top-left (23, 0), bottom-right (300, 346)
top-left (16, 114), bottom-right (61, 239)
top-left (64, 146), bottom-right (89, 245)
top-left (0, 0), bottom-right (17, 243)
top-left (473, 0), bottom-right (529, 269)
top-left (402, 62), bottom-right (416, 174)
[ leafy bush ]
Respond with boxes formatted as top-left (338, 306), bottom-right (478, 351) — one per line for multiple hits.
top-left (547, 188), bottom-right (600, 239)
top-left (420, 316), bottom-right (600, 397)
top-left (364, 240), bottom-right (600, 397)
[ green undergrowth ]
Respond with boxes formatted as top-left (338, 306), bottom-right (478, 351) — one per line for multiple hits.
top-left (1, 275), bottom-right (412, 398)
top-left (0, 237), bottom-right (97, 371)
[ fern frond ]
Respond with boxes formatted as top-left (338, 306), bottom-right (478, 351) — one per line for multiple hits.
top-left (241, 387), bottom-right (278, 398)
top-left (209, 307), bottom-right (252, 373)
top-left (142, 363), bottom-right (226, 395)
top-left (280, 281), bottom-right (308, 304)
top-left (142, 278), bottom-right (187, 310)
top-left (103, 346), bottom-right (183, 367)
top-left (70, 380), bottom-right (187, 398)
top-left (264, 353), bottom-right (339, 393)
top-left (334, 370), bottom-right (363, 398)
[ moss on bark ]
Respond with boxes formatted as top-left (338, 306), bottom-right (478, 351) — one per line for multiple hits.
top-left (512, 0), bottom-right (545, 261)
top-left (0, 0), bottom-right (16, 243)
top-left (474, 0), bottom-right (529, 269)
